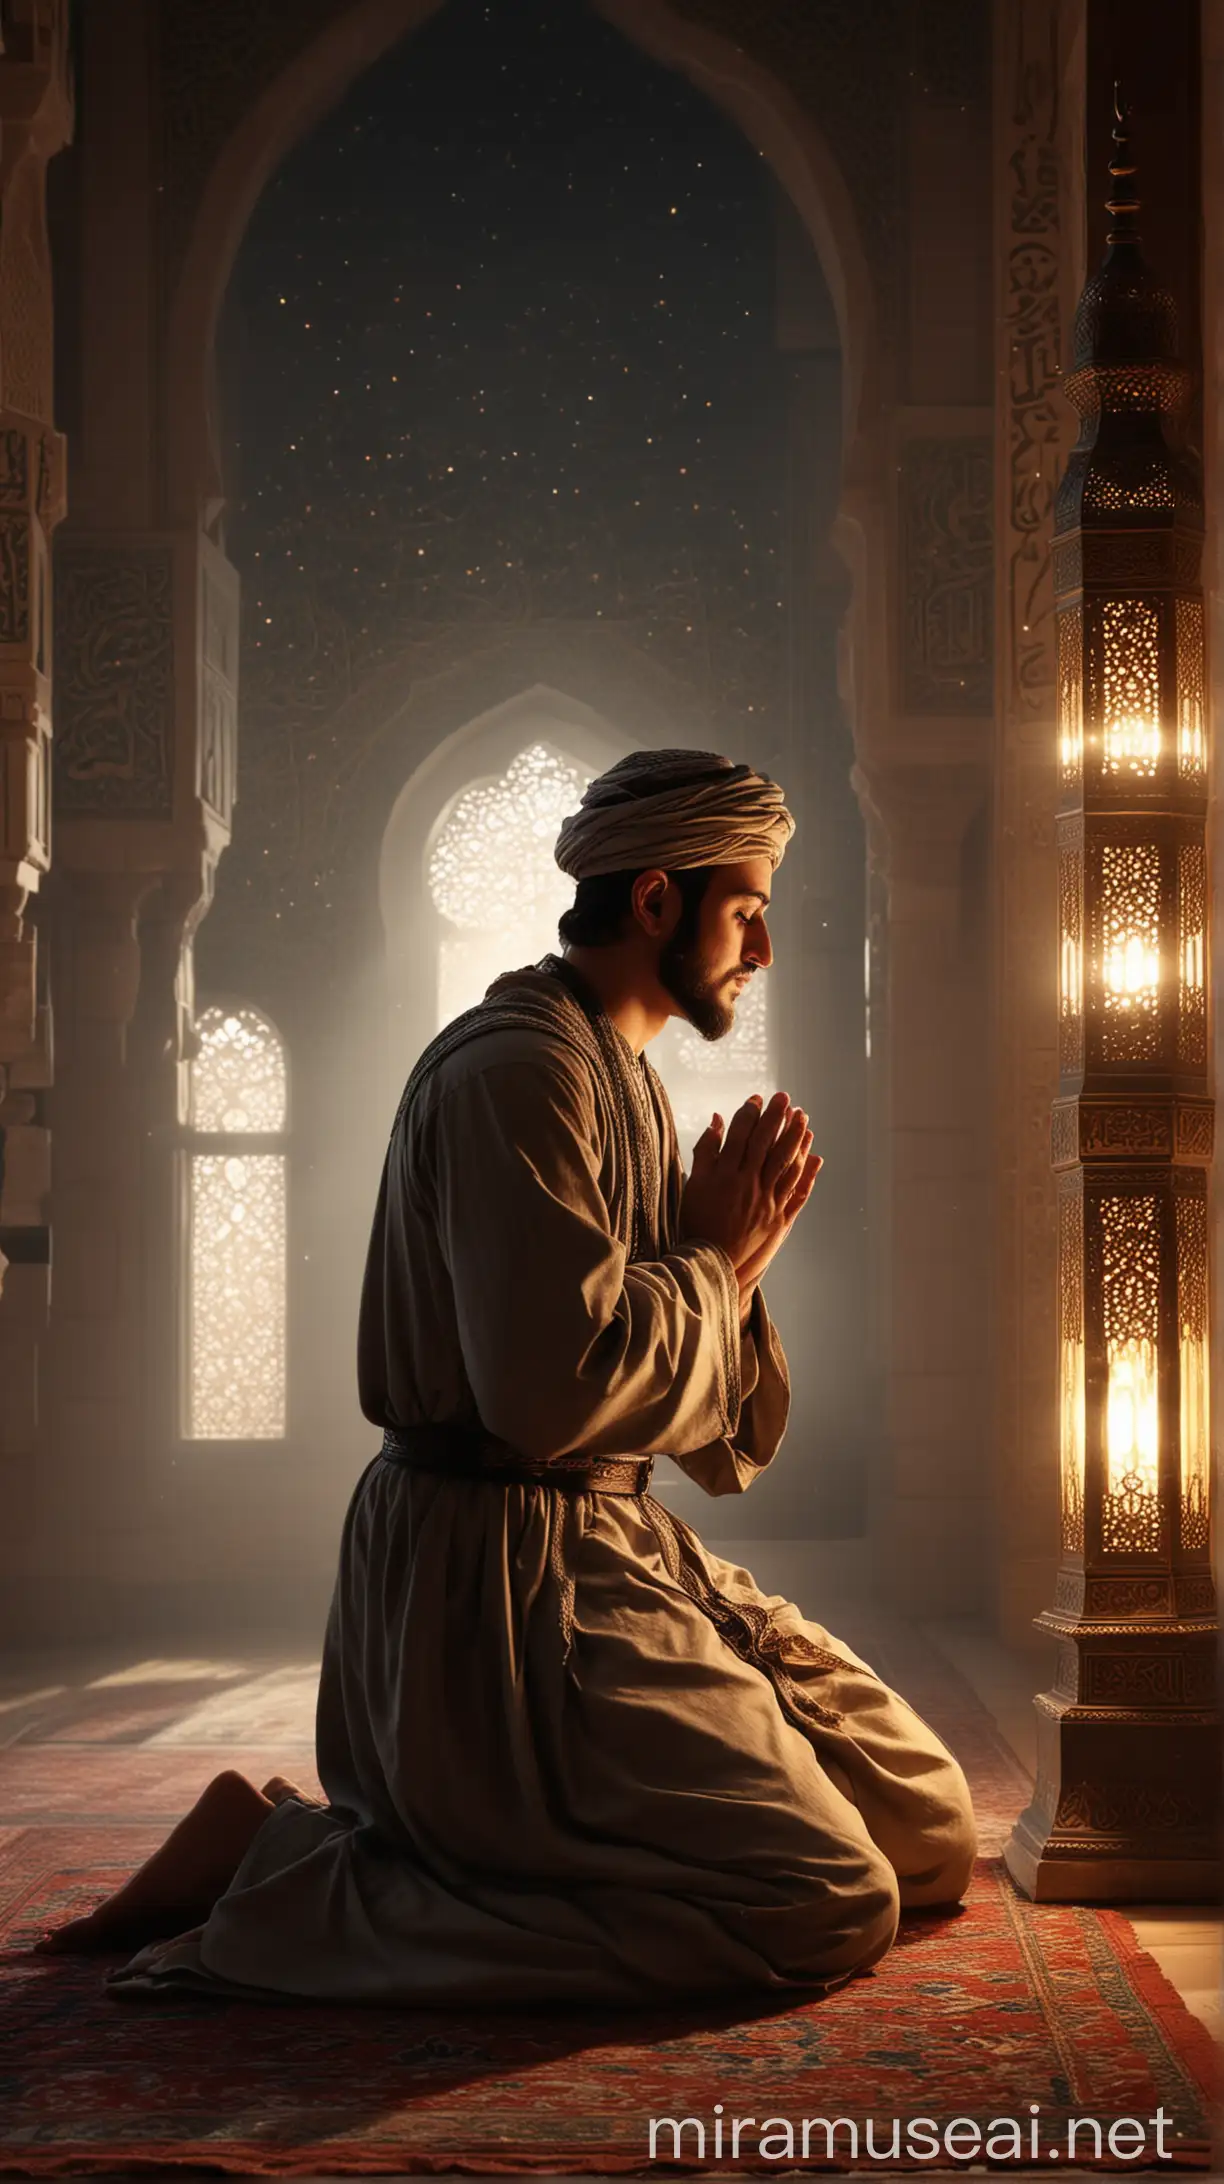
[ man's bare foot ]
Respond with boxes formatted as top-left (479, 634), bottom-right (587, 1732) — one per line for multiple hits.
top-left (260, 1774), bottom-right (312, 1806)
top-left (33, 1769), bottom-right (273, 1956)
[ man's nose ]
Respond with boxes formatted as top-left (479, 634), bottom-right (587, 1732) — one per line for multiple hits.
top-left (746, 922), bottom-right (772, 969)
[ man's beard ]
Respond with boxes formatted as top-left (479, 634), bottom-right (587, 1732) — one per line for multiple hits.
top-left (657, 937), bottom-right (743, 1042)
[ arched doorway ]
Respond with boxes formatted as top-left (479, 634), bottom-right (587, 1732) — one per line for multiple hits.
top-left (181, 0), bottom-right (868, 1548)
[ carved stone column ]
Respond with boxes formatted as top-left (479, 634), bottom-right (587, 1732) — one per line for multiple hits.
top-left (17, 868), bottom-right (155, 1608)
top-left (992, 0), bottom-right (1087, 1646)
top-left (769, 191), bottom-right (868, 1532)
top-left (0, 3), bottom-right (71, 1495)
top-left (837, 390), bottom-right (996, 1613)
top-left (30, 529), bottom-right (237, 1624)
top-left (853, 757), bottom-right (993, 1608)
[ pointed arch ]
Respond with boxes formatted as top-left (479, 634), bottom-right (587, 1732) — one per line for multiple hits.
top-left (162, 0), bottom-right (872, 524)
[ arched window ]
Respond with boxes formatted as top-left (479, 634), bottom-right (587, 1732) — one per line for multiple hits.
top-left (184, 1005), bottom-right (288, 1441)
top-left (429, 743), bottom-right (589, 1026)
top-left (426, 739), bottom-right (773, 1156)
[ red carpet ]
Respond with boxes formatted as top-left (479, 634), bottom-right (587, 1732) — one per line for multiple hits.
top-left (0, 1840), bottom-right (1216, 2172)
top-left (0, 1638), bottom-right (1215, 2174)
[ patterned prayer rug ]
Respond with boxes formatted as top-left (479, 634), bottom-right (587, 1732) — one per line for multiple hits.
top-left (0, 1851), bottom-right (1216, 2171)
top-left (0, 1634), bottom-right (1215, 2175)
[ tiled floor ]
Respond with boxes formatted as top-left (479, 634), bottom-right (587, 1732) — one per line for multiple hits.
top-left (1, 1544), bottom-right (1219, 2049)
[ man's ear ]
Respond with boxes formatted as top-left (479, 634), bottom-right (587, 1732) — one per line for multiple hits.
top-left (630, 868), bottom-right (675, 936)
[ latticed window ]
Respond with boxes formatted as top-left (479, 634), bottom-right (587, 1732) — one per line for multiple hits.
top-left (428, 744), bottom-right (590, 1028)
top-left (426, 739), bottom-right (774, 1154)
top-left (184, 1005), bottom-right (288, 1441)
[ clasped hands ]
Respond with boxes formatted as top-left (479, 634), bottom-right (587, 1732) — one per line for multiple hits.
top-left (679, 1091), bottom-right (822, 1329)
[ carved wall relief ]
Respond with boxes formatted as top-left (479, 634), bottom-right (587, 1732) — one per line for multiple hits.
top-left (0, 432), bottom-right (30, 508)
top-left (1080, 1105), bottom-right (1173, 1157)
top-left (0, 155), bottom-right (56, 427)
top-left (1176, 1104), bottom-right (1214, 1159)
top-left (1080, 1651), bottom-right (1216, 1706)
top-left (53, 547), bottom-right (176, 817)
top-left (0, 515), bottom-right (31, 645)
top-left (900, 437), bottom-right (993, 712)
top-left (1002, 8), bottom-right (1062, 712)
top-left (1054, 1781), bottom-right (1212, 1835)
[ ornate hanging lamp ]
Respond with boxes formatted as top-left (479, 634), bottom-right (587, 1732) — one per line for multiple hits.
top-left (1003, 99), bottom-right (1219, 1902)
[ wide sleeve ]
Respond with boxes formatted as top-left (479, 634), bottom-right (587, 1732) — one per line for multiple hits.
top-left (667, 1285), bottom-right (791, 1496)
top-left (422, 1044), bottom-right (744, 1463)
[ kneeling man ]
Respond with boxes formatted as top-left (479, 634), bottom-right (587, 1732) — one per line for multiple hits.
top-left (40, 749), bottom-right (976, 2004)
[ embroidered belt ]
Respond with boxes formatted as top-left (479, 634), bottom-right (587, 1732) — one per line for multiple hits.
top-left (379, 1422), bottom-right (654, 1496)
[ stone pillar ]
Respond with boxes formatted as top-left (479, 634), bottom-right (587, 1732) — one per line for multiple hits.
top-left (837, 427), bottom-right (996, 1608)
top-left (854, 758), bottom-right (994, 1607)
top-left (37, 529), bottom-right (236, 1620)
top-left (819, 15), bottom-right (1000, 1614)
top-left (840, 390), bottom-right (996, 1614)
top-left (0, 3), bottom-right (71, 1500)
top-left (35, 870), bottom-right (153, 1557)
top-left (0, 0), bottom-right (243, 1637)
top-left (769, 189), bottom-right (868, 1535)
top-left (992, 0), bottom-right (1087, 1646)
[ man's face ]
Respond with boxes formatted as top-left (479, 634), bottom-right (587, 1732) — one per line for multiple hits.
top-left (657, 857), bottom-right (774, 1041)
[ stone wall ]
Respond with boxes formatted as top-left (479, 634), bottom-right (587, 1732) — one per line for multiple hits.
top-left (0, 2), bottom-right (71, 1524)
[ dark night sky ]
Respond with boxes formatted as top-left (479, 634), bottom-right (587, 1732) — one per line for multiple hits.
top-left (208, 0), bottom-right (805, 982)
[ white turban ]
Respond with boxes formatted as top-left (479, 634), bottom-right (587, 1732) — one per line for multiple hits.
top-left (554, 750), bottom-right (795, 881)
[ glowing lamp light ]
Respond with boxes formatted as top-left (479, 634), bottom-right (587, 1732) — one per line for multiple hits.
top-left (1103, 709), bottom-right (1160, 774)
top-left (1105, 1337), bottom-right (1159, 1497)
top-left (1059, 930), bottom-right (1083, 1016)
top-left (1177, 709), bottom-right (1205, 772)
top-left (1103, 929), bottom-right (1159, 1003)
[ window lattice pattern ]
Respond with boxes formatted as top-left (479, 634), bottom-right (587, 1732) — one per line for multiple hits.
top-left (1176, 597), bottom-right (1206, 778)
top-left (1177, 840), bottom-right (1207, 1067)
top-left (1058, 1175), bottom-right (1086, 1554)
top-left (1100, 598), bottom-right (1161, 777)
top-left (188, 1154), bottom-right (287, 1440)
top-left (430, 744), bottom-right (591, 1027)
top-left (1058, 842), bottom-right (1084, 1076)
top-left (1058, 605), bottom-right (1083, 787)
top-left (187, 1006), bottom-right (288, 1443)
top-left (1176, 1189), bottom-right (1211, 1555)
top-left (191, 1007), bottom-right (287, 1132)
top-left (1100, 1192), bottom-right (1163, 1555)
top-left (1098, 842), bottom-right (1162, 1064)
top-left (429, 744), bottom-right (590, 934)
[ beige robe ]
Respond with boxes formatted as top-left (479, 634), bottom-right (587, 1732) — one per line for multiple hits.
top-left (110, 960), bottom-right (976, 2007)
